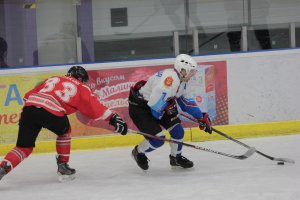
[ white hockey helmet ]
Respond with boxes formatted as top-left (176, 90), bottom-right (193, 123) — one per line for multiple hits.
top-left (174, 54), bottom-right (197, 81)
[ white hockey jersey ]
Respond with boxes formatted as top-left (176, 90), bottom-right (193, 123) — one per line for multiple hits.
top-left (139, 68), bottom-right (203, 120)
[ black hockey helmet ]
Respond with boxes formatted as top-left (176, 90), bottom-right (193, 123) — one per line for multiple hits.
top-left (67, 66), bottom-right (89, 82)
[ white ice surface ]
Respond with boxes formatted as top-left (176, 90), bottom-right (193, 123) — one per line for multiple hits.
top-left (1, 134), bottom-right (300, 200)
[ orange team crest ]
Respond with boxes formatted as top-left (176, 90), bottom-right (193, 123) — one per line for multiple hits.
top-left (164, 76), bottom-right (173, 87)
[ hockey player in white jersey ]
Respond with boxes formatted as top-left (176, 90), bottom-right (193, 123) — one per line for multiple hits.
top-left (129, 54), bottom-right (212, 170)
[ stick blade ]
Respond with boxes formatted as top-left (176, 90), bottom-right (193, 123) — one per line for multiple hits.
top-left (273, 157), bottom-right (295, 164)
top-left (238, 147), bottom-right (256, 160)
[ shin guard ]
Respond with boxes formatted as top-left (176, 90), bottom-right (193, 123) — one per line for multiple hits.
top-left (56, 132), bottom-right (71, 163)
top-left (0, 146), bottom-right (33, 173)
top-left (138, 132), bottom-right (165, 153)
top-left (169, 124), bottom-right (184, 157)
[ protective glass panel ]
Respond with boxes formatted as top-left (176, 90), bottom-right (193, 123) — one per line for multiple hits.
top-left (36, 0), bottom-right (78, 65)
top-left (0, 0), bottom-right (39, 68)
top-left (189, 0), bottom-right (246, 54)
top-left (247, 24), bottom-right (290, 51)
top-left (249, 0), bottom-right (298, 50)
top-left (92, 0), bottom-right (185, 61)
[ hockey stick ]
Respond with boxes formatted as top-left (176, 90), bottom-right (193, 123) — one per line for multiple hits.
top-left (211, 128), bottom-right (295, 164)
top-left (131, 130), bottom-right (256, 160)
top-left (179, 112), bottom-right (295, 164)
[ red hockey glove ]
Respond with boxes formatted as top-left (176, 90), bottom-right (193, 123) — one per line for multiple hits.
top-left (198, 113), bottom-right (212, 134)
top-left (164, 98), bottom-right (177, 115)
top-left (109, 113), bottom-right (128, 135)
top-left (132, 80), bottom-right (147, 92)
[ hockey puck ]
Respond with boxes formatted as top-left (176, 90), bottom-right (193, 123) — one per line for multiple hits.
top-left (277, 161), bottom-right (284, 165)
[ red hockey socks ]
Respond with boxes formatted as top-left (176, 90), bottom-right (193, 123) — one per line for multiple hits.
top-left (56, 133), bottom-right (71, 163)
top-left (0, 146), bottom-right (33, 173)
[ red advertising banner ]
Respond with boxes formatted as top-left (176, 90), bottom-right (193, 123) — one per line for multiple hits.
top-left (76, 61), bottom-right (228, 135)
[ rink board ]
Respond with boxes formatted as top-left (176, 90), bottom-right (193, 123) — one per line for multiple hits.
top-left (1, 120), bottom-right (300, 156)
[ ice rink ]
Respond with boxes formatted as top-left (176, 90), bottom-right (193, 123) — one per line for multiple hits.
top-left (1, 134), bottom-right (299, 200)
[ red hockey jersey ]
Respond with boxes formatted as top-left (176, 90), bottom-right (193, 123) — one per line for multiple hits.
top-left (23, 76), bottom-right (112, 121)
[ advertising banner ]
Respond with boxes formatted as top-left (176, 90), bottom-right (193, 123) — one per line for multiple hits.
top-left (0, 61), bottom-right (227, 144)
top-left (0, 72), bottom-right (63, 144)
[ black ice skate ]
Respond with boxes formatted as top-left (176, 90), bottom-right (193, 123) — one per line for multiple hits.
top-left (56, 156), bottom-right (76, 182)
top-left (169, 155), bottom-right (194, 169)
top-left (132, 145), bottom-right (149, 170)
top-left (0, 162), bottom-right (11, 181)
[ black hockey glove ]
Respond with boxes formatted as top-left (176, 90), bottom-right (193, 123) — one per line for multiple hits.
top-left (197, 113), bottom-right (212, 134)
top-left (165, 98), bottom-right (178, 115)
top-left (109, 113), bottom-right (128, 135)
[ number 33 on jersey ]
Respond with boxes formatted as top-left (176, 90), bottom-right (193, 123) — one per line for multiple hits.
top-left (23, 76), bottom-right (112, 121)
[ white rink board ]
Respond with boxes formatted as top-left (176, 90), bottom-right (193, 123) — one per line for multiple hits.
top-left (226, 50), bottom-right (300, 124)
top-left (1, 49), bottom-right (300, 125)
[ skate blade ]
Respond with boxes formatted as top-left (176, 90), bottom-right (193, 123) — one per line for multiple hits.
top-left (57, 172), bottom-right (76, 183)
top-left (171, 165), bottom-right (194, 170)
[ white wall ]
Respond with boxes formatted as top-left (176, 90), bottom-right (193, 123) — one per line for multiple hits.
top-left (251, 0), bottom-right (300, 25)
top-left (92, 0), bottom-right (186, 36)
top-left (30, 0), bottom-right (300, 39)
top-left (92, 0), bottom-right (300, 37)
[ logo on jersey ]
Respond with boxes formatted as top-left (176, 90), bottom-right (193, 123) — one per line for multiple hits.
top-left (164, 76), bottom-right (173, 87)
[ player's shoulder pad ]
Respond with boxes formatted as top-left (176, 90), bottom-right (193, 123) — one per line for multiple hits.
top-left (82, 84), bottom-right (92, 91)
top-left (160, 69), bottom-right (180, 89)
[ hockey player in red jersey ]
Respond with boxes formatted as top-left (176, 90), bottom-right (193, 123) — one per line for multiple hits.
top-left (0, 66), bottom-right (128, 182)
